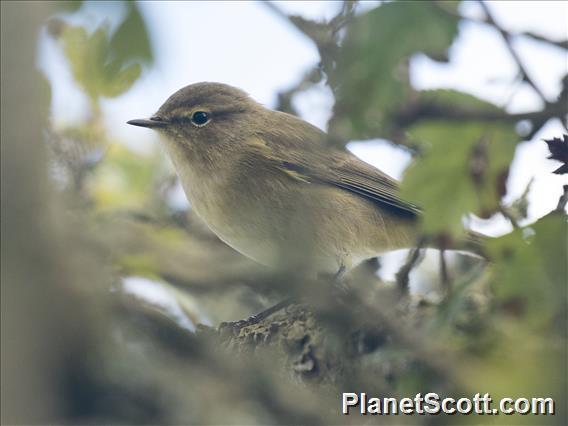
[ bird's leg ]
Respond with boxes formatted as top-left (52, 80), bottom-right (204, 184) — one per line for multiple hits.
top-left (218, 297), bottom-right (296, 333)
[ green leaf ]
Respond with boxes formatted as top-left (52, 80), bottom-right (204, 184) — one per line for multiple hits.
top-left (62, 25), bottom-right (109, 99)
top-left (100, 63), bottom-right (141, 98)
top-left (485, 213), bottom-right (567, 326)
top-left (92, 144), bottom-right (157, 210)
top-left (109, 1), bottom-right (153, 64)
top-left (56, 0), bottom-right (83, 12)
top-left (85, 26), bottom-right (112, 98)
top-left (62, 25), bottom-right (90, 95)
top-left (401, 118), bottom-right (516, 235)
top-left (61, 23), bottom-right (145, 100)
top-left (332, 1), bottom-right (459, 139)
top-left (416, 88), bottom-right (504, 112)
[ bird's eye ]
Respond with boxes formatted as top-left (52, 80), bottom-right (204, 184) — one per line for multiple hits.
top-left (191, 111), bottom-right (210, 127)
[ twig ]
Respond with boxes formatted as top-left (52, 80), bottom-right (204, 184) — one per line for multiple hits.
top-left (434, 1), bottom-right (568, 50)
top-left (478, 1), bottom-right (548, 104)
top-left (264, 1), bottom-right (355, 78)
top-left (329, 0), bottom-right (358, 37)
top-left (499, 205), bottom-right (520, 229)
top-left (263, 2), bottom-right (327, 42)
top-left (395, 237), bottom-right (426, 294)
top-left (394, 98), bottom-right (566, 129)
top-left (556, 185), bottom-right (568, 213)
top-left (515, 30), bottom-right (568, 50)
top-left (439, 248), bottom-right (451, 297)
top-left (263, 1), bottom-right (290, 22)
top-left (499, 178), bottom-right (533, 228)
top-left (431, 233), bottom-right (453, 298)
top-left (275, 67), bottom-right (323, 114)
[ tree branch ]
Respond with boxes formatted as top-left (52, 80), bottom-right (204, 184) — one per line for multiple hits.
top-left (478, 1), bottom-right (548, 104)
top-left (274, 67), bottom-right (323, 115)
top-left (515, 30), bottom-right (568, 50)
top-left (556, 185), bottom-right (568, 213)
top-left (395, 97), bottom-right (566, 129)
top-left (435, 1), bottom-right (568, 50)
top-left (395, 238), bottom-right (425, 294)
top-left (329, 0), bottom-right (358, 37)
top-left (263, 1), bottom-right (290, 24)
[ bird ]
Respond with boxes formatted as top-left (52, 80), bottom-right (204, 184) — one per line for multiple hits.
top-left (128, 82), bottom-right (422, 281)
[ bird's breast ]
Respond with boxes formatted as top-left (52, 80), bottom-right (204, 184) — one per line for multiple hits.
top-left (162, 138), bottom-right (414, 273)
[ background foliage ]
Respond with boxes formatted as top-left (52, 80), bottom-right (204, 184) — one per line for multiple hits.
top-left (2, 1), bottom-right (566, 424)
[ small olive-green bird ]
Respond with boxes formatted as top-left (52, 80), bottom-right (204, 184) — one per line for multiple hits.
top-left (128, 82), bottom-right (421, 277)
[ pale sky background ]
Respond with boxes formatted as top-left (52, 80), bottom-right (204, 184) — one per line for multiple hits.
top-left (39, 1), bottom-right (567, 291)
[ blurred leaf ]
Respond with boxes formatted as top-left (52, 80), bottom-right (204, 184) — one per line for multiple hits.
top-left (119, 254), bottom-right (159, 277)
top-left (402, 119), bottom-right (515, 234)
top-left (37, 71), bottom-right (52, 118)
top-left (331, 1), bottom-right (459, 138)
top-left (100, 62), bottom-right (141, 97)
top-left (61, 23), bottom-right (145, 101)
top-left (56, 0), bottom-right (83, 12)
top-left (109, 1), bottom-right (153, 64)
top-left (86, 26), bottom-right (111, 97)
top-left (462, 333), bottom-right (565, 425)
top-left (62, 25), bottom-right (94, 97)
top-left (91, 144), bottom-right (157, 210)
top-left (416, 88), bottom-right (505, 112)
top-left (486, 213), bottom-right (567, 326)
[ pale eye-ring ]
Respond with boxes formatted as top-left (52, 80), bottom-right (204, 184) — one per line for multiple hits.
top-left (191, 111), bottom-right (210, 127)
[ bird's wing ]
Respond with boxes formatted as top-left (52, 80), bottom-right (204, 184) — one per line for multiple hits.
top-left (325, 152), bottom-right (420, 218)
top-left (258, 112), bottom-right (420, 219)
top-left (278, 151), bottom-right (420, 218)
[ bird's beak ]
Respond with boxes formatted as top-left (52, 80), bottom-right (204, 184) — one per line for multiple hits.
top-left (127, 116), bottom-right (169, 129)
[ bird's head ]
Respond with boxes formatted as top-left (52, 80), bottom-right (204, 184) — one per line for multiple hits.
top-left (127, 82), bottom-right (261, 147)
